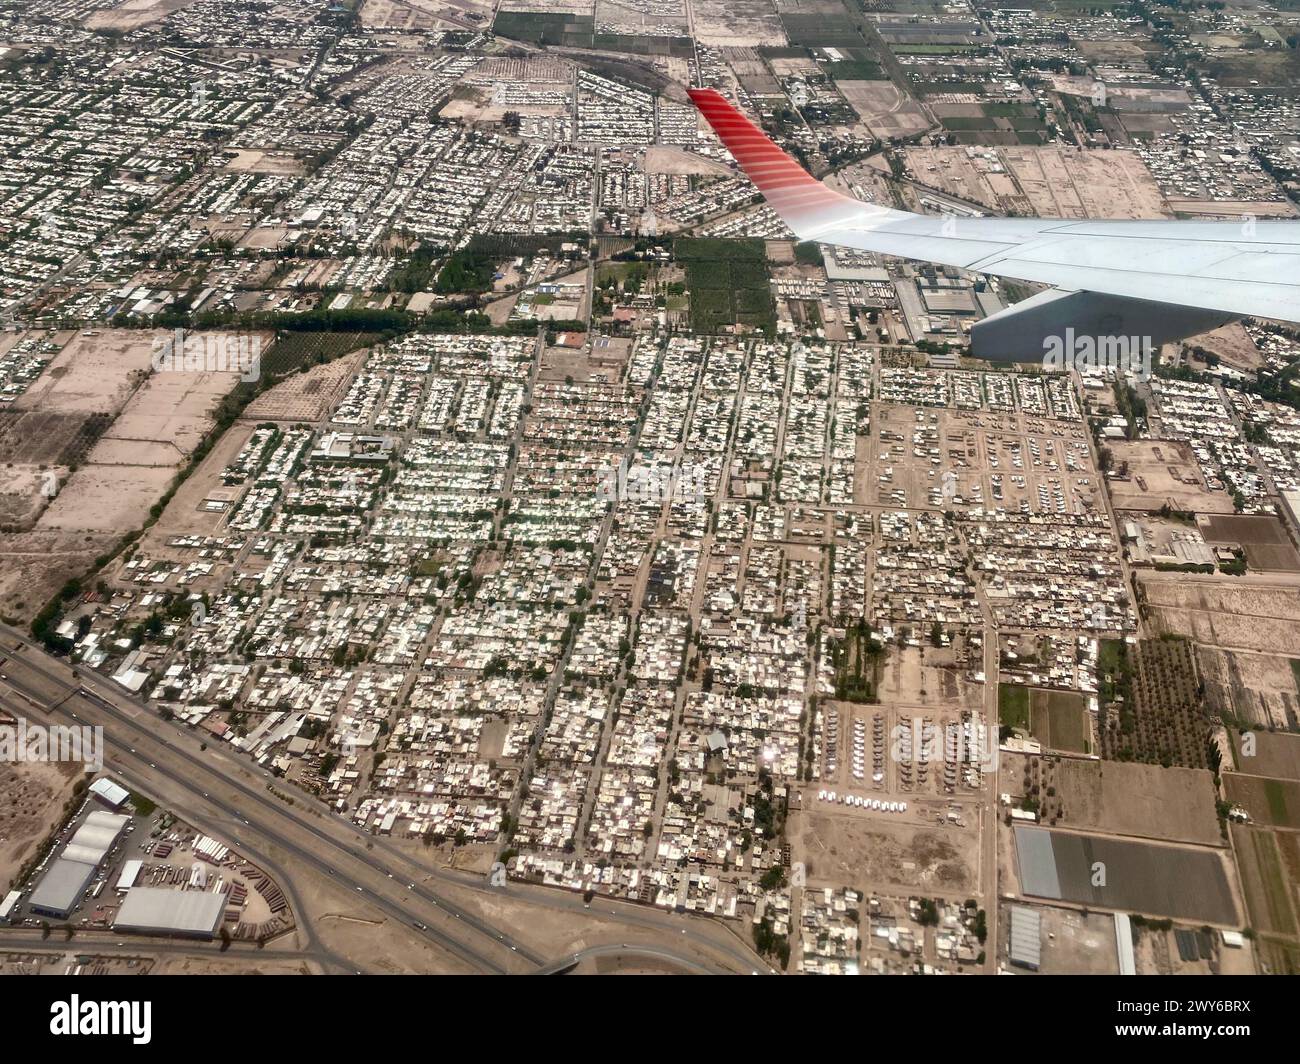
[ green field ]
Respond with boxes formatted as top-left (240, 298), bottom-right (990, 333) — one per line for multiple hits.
top-left (998, 684), bottom-right (1030, 731)
top-left (675, 238), bottom-right (775, 336)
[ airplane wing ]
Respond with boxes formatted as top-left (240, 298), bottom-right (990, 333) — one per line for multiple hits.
top-left (688, 87), bottom-right (1300, 358)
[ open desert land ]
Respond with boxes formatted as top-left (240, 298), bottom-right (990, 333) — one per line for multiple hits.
top-left (0, 757), bottom-right (83, 890)
top-left (1104, 438), bottom-right (1233, 513)
top-left (1200, 647), bottom-right (1300, 731)
top-left (1141, 578), bottom-right (1300, 658)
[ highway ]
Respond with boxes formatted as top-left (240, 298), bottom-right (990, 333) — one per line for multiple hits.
top-left (0, 623), bottom-right (769, 975)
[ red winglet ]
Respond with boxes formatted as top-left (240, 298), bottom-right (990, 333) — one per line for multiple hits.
top-left (688, 87), bottom-right (852, 230)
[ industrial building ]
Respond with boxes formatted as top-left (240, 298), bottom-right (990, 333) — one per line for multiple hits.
top-left (113, 887), bottom-right (228, 939)
top-left (27, 810), bottom-right (130, 919)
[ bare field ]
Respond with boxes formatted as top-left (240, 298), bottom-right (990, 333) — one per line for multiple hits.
top-left (1200, 514), bottom-right (1300, 573)
top-left (84, 0), bottom-right (198, 32)
top-left (222, 149), bottom-right (304, 176)
top-left (1001, 146), bottom-right (1169, 219)
top-left (0, 529), bottom-right (117, 621)
top-left (838, 81), bottom-right (930, 138)
top-left (1188, 322), bottom-right (1266, 372)
top-left (12, 330), bottom-right (152, 416)
top-left (645, 145), bottom-right (728, 176)
top-left (136, 422), bottom-right (257, 551)
top-left (1201, 647), bottom-right (1299, 731)
top-left (1230, 729), bottom-right (1300, 780)
top-left (1047, 757), bottom-right (1221, 846)
top-left (1142, 578), bottom-right (1300, 657)
top-left (692, 0), bottom-right (786, 47)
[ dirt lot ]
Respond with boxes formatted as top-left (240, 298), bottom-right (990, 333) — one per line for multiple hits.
top-left (0, 757), bottom-right (82, 890)
top-left (1001, 902), bottom-right (1119, 975)
top-left (1106, 438), bottom-right (1230, 513)
top-left (794, 808), bottom-right (980, 895)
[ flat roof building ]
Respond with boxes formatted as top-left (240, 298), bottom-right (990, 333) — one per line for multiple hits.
top-left (27, 810), bottom-right (130, 919)
top-left (114, 888), bottom-right (228, 939)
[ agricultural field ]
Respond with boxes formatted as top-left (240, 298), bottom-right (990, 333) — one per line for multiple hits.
top-left (1013, 825), bottom-right (1240, 925)
top-left (1098, 637), bottom-right (1211, 768)
top-left (1200, 647), bottom-right (1300, 732)
top-left (1232, 823), bottom-right (1299, 941)
top-left (1010, 754), bottom-right (1221, 846)
top-left (1028, 688), bottom-right (1091, 755)
top-left (1230, 729), bottom-right (1300, 780)
top-left (675, 237), bottom-right (776, 336)
top-left (1225, 775), bottom-right (1300, 831)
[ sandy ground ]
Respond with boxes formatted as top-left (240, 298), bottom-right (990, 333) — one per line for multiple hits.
top-left (0, 758), bottom-right (82, 890)
top-left (795, 807), bottom-right (980, 897)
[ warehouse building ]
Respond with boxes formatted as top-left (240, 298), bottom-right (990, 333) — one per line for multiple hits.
top-left (113, 887), bottom-right (228, 939)
top-left (27, 810), bottom-right (130, 919)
